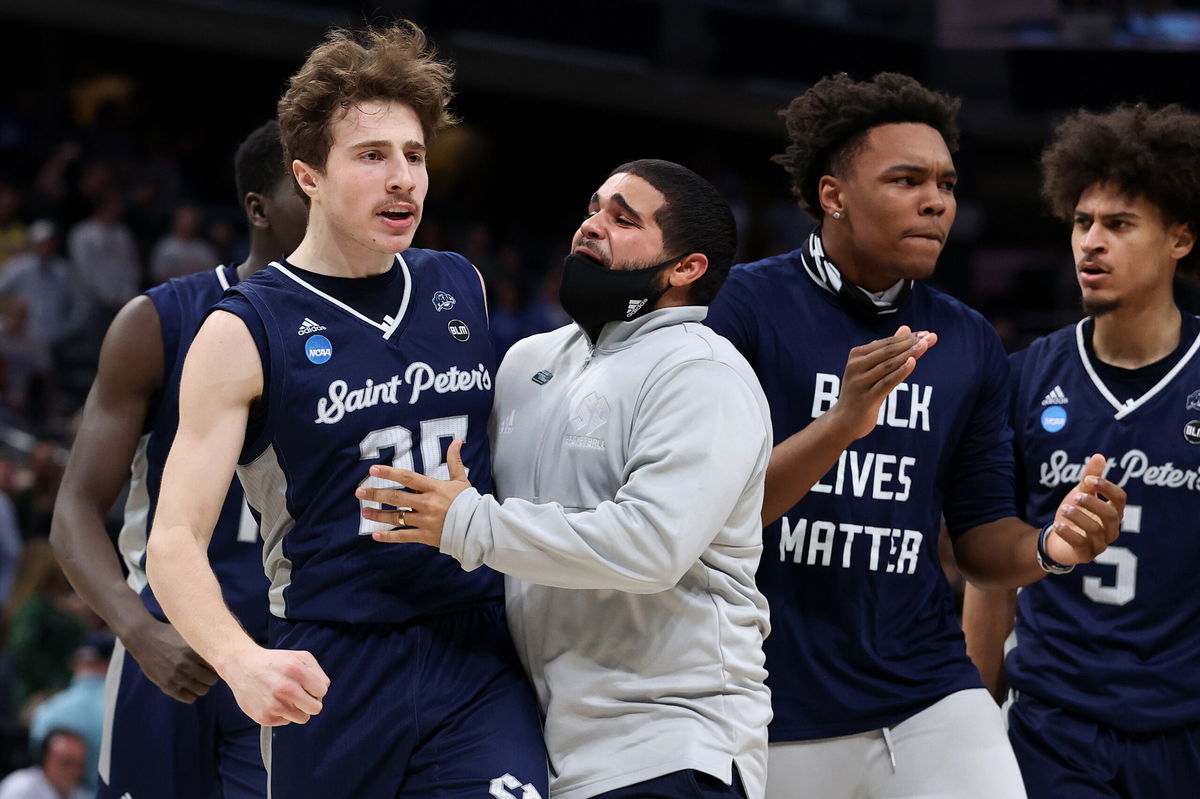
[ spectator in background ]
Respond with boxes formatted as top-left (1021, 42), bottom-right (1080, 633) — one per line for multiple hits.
top-left (63, 164), bottom-right (118, 236)
top-left (4, 540), bottom-right (91, 714)
top-left (13, 442), bottom-right (65, 542)
top-left (66, 192), bottom-right (139, 321)
top-left (0, 728), bottom-right (89, 799)
top-left (0, 185), bottom-right (26, 263)
top-left (123, 175), bottom-right (172, 257)
top-left (0, 299), bottom-right (54, 424)
top-left (149, 204), bottom-right (218, 283)
top-left (0, 221), bottom-right (84, 352)
top-left (0, 459), bottom-right (22, 606)
top-left (30, 634), bottom-right (112, 793)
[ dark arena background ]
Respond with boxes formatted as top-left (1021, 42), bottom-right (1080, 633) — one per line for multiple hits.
top-left (0, 0), bottom-right (1197, 781)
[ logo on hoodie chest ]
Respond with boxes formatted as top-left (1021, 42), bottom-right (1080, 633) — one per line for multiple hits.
top-left (564, 392), bottom-right (609, 450)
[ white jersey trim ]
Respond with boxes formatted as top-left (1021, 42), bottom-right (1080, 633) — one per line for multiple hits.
top-left (215, 264), bottom-right (231, 291)
top-left (380, 253), bottom-right (412, 340)
top-left (98, 638), bottom-right (125, 785)
top-left (270, 255), bottom-right (412, 338)
top-left (117, 433), bottom-right (152, 594)
top-left (237, 443), bottom-right (295, 619)
top-left (1075, 316), bottom-right (1200, 419)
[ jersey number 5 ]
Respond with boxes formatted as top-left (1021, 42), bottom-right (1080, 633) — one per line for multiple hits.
top-left (1081, 504), bottom-right (1140, 606)
top-left (356, 415), bottom-right (469, 534)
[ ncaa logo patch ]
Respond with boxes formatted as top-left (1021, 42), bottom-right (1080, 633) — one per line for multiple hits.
top-left (447, 319), bottom-right (470, 342)
top-left (1185, 420), bottom-right (1200, 445)
top-left (305, 334), bottom-right (333, 364)
top-left (1040, 405), bottom-right (1067, 433)
top-left (432, 291), bottom-right (456, 312)
top-left (1188, 389), bottom-right (1200, 412)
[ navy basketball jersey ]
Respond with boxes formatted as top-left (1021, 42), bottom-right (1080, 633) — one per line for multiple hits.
top-left (1006, 315), bottom-right (1200, 733)
top-left (214, 251), bottom-right (502, 626)
top-left (120, 266), bottom-right (269, 641)
top-left (706, 248), bottom-right (1016, 741)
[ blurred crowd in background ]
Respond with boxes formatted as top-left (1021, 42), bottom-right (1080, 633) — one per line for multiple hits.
top-left (1, 0), bottom-right (1199, 789)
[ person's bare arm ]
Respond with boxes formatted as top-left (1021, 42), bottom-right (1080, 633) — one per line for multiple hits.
top-left (953, 454), bottom-right (1126, 589)
top-left (761, 327), bottom-right (936, 526)
top-left (146, 310), bottom-right (328, 726)
top-left (50, 296), bottom-right (218, 702)
top-left (962, 583), bottom-right (1016, 703)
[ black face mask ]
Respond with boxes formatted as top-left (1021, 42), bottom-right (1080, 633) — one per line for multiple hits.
top-left (558, 252), bottom-right (680, 337)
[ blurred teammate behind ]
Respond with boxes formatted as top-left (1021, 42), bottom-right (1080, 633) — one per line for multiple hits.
top-left (50, 119), bottom-right (306, 798)
top-left (964, 103), bottom-right (1200, 799)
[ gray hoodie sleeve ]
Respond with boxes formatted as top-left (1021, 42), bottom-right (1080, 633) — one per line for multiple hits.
top-left (441, 358), bottom-right (769, 592)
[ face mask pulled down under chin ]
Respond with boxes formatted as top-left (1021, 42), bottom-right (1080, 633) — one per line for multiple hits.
top-left (558, 252), bottom-right (677, 334)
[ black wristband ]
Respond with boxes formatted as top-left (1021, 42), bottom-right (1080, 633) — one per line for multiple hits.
top-left (1036, 522), bottom-right (1075, 575)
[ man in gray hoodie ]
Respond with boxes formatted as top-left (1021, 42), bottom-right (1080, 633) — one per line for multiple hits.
top-left (359, 159), bottom-right (773, 799)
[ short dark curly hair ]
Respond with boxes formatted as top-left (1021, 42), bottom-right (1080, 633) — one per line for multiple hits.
top-left (1041, 103), bottom-right (1200, 275)
top-left (773, 72), bottom-right (961, 220)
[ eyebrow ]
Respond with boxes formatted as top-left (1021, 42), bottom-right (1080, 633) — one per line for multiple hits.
top-left (884, 164), bottom-right (958, 179)
top-left (585, 190), bottom-right (643, 220)
top-left (1075, 210), bottom-right (1141, 220)
top-left (610, 193), bottom-right (643, 222)
top-left (588, 191), bottom-right (645, 223)
top-left (348, 139), bottom-right (426, 152)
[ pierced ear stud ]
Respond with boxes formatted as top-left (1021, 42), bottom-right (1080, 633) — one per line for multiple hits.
top-left (832, 211), bottom-right (843, 219)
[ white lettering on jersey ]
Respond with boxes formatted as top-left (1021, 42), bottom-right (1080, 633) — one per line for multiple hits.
top-left (490, 773), bottom-right (542, 799)
top-left (810, 372), bottom-right (933, 431)
top-left (780, 516), bottom-right (923, 574)
top-left (404, 361), bottom-right (493, 405)
top-left (811, 373), bottom-right (840, 419)
top-left (810, 450), bottom-right (916, 501)
top-left (1039, 448), bottom-right (1200, 491)
top-left (314, 363), bottom-right (493, 424)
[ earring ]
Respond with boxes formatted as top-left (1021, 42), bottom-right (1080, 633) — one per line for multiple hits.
top-left (832, 211), bottom-right (842, 219)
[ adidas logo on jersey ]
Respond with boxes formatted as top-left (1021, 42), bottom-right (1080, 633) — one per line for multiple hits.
top-left (1041, 385), bottom-right (1069, 406)
top-left (626, 299), bottom-right (647, 318)
top-left (297, 318), bottom-right (327, 335)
